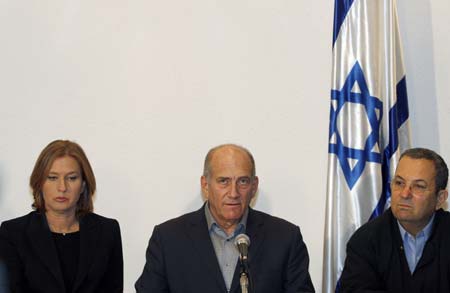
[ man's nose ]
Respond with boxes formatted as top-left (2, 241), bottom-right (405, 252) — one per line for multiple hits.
top-left (399, 184), bottom-right (412, 198)
top-left (229, 180), bottom-right (239, 198)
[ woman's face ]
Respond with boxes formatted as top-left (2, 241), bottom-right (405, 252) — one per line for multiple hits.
top-left (42, 156), bottom-right (85, 216)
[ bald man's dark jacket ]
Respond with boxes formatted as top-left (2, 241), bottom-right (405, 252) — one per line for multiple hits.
top-left (0, 211), bottom-right (123, 293)
top-left (135, 205), bottom-right (315, 293)
top-left (340, 208), bottom-right (450, 293)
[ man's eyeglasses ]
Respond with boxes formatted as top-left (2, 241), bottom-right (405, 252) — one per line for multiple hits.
top-left (391, 178), bottom-right (431, 196)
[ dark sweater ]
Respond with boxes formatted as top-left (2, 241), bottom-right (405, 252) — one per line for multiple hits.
top-left (340, 208), bottom-right (450, 293)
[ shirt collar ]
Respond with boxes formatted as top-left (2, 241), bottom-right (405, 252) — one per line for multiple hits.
top-left (204, 201), bottom-right (248, 236)
top-left (397, 212), bottom-right (435, 240)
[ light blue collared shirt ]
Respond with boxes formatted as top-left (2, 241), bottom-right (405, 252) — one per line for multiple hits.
top-left (205, 203), bottom-right (248, 292)
top-left (397, 213), bottom-right (435, 274)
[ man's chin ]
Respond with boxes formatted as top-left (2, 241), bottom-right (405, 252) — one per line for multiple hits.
top-left (224, 209), bottom-right (243, 219)
top-left (393, 211), bottom-right (415, 222)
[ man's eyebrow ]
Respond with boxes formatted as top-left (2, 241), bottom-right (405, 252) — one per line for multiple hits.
top-left (412, 179), bottom-right (428, 184)
top-left (393, 176), bottom-right (428, 184)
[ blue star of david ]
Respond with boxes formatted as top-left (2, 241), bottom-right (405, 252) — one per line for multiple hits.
top-left (329, 62), bottom-right (383, 189)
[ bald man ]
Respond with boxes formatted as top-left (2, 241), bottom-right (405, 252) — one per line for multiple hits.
top-left (136, 144), bottom-right (314, 293)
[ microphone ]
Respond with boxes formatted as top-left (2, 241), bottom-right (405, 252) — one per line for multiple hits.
top-left (235, 234), bottom-right (250, 262)
top-left (235, 234), bottom-right (251, 293)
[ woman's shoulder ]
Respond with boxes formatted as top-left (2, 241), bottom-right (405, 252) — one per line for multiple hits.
top-left (81, 213), bottom-right (120, 229)
top-left (1, 211), bottom-right (40, 229)
top-left (0, 212), bottom-right (44, 242)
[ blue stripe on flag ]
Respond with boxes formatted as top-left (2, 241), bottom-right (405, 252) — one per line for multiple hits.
top-left (370, 77), bottom-right (409, 219)
top-left (333, 0), bottom-right (356, 45)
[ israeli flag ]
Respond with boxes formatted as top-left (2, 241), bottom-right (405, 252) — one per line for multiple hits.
top-left (322, 0), bottom-right (411, 292)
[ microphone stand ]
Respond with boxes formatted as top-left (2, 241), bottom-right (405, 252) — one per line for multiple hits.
top-left (239, 270), bottom-right (249, 293)
top-left (239, 257), bottom-right (251, 293)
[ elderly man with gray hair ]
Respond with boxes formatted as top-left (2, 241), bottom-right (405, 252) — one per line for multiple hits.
top-left (136, 143), bottom-right (315, 293)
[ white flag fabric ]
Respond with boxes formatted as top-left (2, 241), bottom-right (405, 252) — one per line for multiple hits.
top-left (322, 0), bottom-right (411, 292)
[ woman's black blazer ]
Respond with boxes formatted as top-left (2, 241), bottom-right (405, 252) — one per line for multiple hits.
top-left (0, 211), bottom-right (123, 293)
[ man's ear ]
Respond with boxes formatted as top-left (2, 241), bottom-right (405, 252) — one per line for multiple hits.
top-left (251, 176), bottom-right (259, 199)
top-left (436, 189), bottom-right (448, 209)
top-left (201, 176), bottom-right (209, 199)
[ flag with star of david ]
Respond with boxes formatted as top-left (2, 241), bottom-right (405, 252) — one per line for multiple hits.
top-left (322, 0), bottom-right (411, 292)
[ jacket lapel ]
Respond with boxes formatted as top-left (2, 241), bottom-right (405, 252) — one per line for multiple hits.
top-left (72, 213), bottom-right (100, 292)
top-left (186, 206), bottom-right (228, 291)
top-left (26, 212), bottom-right (66, 292)
top-left (230, 208), bottom-right (265, 293)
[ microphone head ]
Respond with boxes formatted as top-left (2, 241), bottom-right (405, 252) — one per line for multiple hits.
top-left (234, 233), bottom-right (250, 247)
top-left (235, 234), bottom-right (250, 264)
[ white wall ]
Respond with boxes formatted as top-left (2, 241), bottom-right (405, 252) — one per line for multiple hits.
top-left (0, 1), bottom-right (448, 292)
